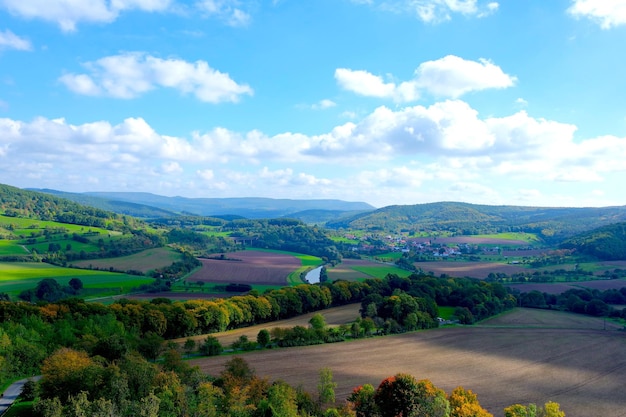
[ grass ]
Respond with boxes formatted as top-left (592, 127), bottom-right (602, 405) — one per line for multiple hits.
top-left (71, 247), bottom-right (182, 273)
top-left (437, 306), bottom-right (456, 320)
top-left (0, 262), bottom-right (153, 298)
top-left (2, 401), bottom-right (33, 417)
top-left (350, 265), bottom-right (413, 279)
top-left (0, 240), bottom-right (29, 255)
top-left (473, 232), bottom-right (541, 243)
top-left (0, 215), bottom-right (117, 236)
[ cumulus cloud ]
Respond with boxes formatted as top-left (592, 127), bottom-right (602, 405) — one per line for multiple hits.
top-left (59, 52), bottom-right (253, 103)
top-left (336, 55), bottom-right (515, 101)
top-left (195, 0), bottom-right (251, 26)
top-left (0, 0), bottom-right (172, 32)
top-left (568, 0), bottom-right (626, 29)
top-left (0, 29), bottom-right (32, 51)
top-left (1, 100), bottom-right (625, 203)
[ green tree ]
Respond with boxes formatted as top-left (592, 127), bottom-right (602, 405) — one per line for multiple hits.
top-left (199, 336), bottom-right (223, 356)
top-left (183, 338), bottom-right (196, 357)
top-left (318, 367), bottom-right (337, 409)
top-left (257, 329), bottom-right (271, 348)
top-left (348, 384), bottom-right (378, 417)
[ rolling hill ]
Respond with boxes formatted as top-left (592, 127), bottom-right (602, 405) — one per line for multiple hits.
top-left (325, 201), bottom-right (626, 242)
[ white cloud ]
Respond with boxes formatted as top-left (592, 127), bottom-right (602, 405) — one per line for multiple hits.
top-left (335, 68), bottom-right (397, 99)
top-left (195, 0), bottom-right (252, 27)
top-left (0, 29), bottom-right (32, 51)
top-left (0, 0), bottom-right (172, 32)
top-left (1, 100), bottom-right (625, 204)
top-left (336, 55), bottom-right (515, 101)
top-left (356, 0), bottom-right (499, 23)
top-left (303, 99), bottom-right (337, 111)
top-left (59, 52), bottom-right (253, 103)
top-left (568, 0), bottom-right (626, 29)
top-left (415, 55), bottom-right (516, 98)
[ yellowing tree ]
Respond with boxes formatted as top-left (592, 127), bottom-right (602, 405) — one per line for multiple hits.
top-left (448, 387), bottom-right (493, 417)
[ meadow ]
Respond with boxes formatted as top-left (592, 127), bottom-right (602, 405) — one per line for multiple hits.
top-left (0, 262), bottom-right (153, 299)
top-left (191, 308), bottom-right (626, 417)
top-left (327, 259), bottom-right (413, 281)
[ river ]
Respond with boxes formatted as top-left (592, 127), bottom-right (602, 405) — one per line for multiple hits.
top-left (304, 266), bottom-right (323, 284)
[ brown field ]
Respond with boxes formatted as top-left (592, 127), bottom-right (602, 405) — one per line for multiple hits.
top-left (508, 278), bottom-right (626, 295)
top-left (191, 308), bottom-right (626, 417)
top-left (415, 261), bottom-right (527, 279)
top-left (176, 304), bottom-right (361, 347)
top-left (187, 250), bottom-right (301, 286)
top-left (327, 259), bottom-right (379, 281)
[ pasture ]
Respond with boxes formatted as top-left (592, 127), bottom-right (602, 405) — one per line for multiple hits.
top-left (192, 308), bottom-right (626, 417)
top-left (0, 262), bottom-right (153, 298)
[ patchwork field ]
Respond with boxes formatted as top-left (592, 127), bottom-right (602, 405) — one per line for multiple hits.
top-left (415, 261), bottom-right (527, 279)
top-left (508, 278), bottom-right (626, 295)
top-left (71, 247), bottom-right (182, 273)
top-left (192, 308), bottom-right (626, 417)
top-left (187, 250), bottom-right (303, 286)
top-left (327, 259), bottom-right (412, 281)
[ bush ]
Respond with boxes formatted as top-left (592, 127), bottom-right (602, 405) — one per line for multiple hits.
top-left (199, 336), bottom-right (223, 356)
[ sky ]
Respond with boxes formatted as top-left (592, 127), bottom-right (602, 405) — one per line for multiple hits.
top-left (1, 0), bottom-right (626, 209)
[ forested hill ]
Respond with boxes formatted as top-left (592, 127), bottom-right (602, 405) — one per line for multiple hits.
top-left (325, 201), bottom-right (626, 242)
top-left (561, 222), bottom-right (626, 260)
top-left (33, 189), bottom-right (179, 219)
top-left (0, 184), bottom-right (142, 230)
top-left (33, 189), bottom-right (375, 219)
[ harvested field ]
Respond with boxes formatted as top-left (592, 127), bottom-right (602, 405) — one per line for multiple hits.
top-left (508, 278), bottom-right (626, 295)
top-left (415, 261), bottom-right (527, 279)
top-left (72, 247), bottom-right (181, 273)
top-left (187, 250), bottom-right (301, 286)
top-left (177, 304), bottom-right (361, 347)
top-left (191, 309), bottom-right (626, 417)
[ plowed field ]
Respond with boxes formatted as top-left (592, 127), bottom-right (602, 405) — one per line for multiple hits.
top-left (191, 309), bottom-right (626, 417)
top-left (187, 250), bottom-right (301, 286)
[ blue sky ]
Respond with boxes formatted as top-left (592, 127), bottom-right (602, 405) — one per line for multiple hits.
top-left (1, 0), bottom-right (625, 208)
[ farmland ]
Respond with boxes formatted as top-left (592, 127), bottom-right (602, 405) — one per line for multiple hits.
top-left (186, 250), bottom-right (306, 286)
top-left (71, 247), bottom-right (182, 273)
top-left (0, 262), bottom-right (153, 299)
top-left (327, 259), bottom-right (412, 281)
top-left (192, 308), bottom-right (626, 417)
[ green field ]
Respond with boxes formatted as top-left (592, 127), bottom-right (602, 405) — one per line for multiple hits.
top-left (0, 240), bottom-right (29, 255)
top-left (473, 232), bottom-right (541, 243)
top-left (0, 215), bottom-right (117, 236)
top-left (351, 265), bottom-right (413, 279)
top-left (71, 247), bottom-right (182, 272)
top-left (0, 262), bottom-right (153, 299)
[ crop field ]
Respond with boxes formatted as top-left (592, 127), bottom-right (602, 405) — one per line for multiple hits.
top-left (508, 278), bottom-right (626, 295)
top-left (177, 303), bottom-right (361, 347)
top-left (192, 308), bottom-right (626, 417)
top-left (71, 247), bottom-right (182, 273)
top-left (0, 262), bottom-right (153, 298)
top-left (186, 250), bottom-right (304, 286)
top-left (415, 260), bottom-right (527, 279)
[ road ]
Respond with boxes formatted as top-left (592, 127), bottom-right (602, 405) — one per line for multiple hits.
top-left (0, 377), bottom-right (38, 415)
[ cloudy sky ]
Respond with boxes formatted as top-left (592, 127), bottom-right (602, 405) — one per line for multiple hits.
top-left (1, 0), bottom-right (625, 208)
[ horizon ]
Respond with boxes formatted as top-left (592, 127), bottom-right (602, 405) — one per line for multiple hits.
top-left (1, 1), bottom-right (625, 208)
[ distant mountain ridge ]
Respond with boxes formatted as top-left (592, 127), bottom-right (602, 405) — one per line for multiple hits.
top-left (31, 189), bottom-right (375, 220)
